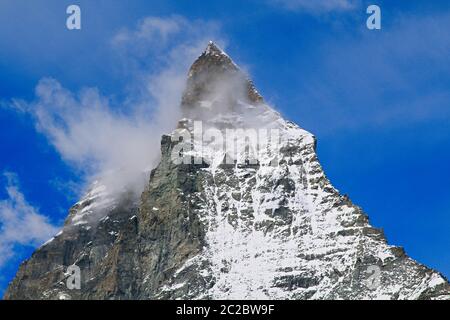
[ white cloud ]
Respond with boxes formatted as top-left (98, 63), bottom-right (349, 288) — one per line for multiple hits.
top-left (30, 78), bottom-right (163, 195)
top-left (0, 173), bottom-right (59, 267)
top-left (269, 0), bottom-right (359, 13)
top-left (10, 16), bottom-right (225, 198)
top-left (113, 16), bottom-right (183, 50)
top-left (111, 16), bottom-right (223, 74)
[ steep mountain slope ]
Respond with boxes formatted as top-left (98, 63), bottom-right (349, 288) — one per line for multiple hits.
top-left (4, 42), bottom-right (450, 300)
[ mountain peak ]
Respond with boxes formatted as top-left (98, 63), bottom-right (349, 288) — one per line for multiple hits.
top-left (204, 41), bottom-right (228, 57)
top-left (4, 42), bottom-right (450, 301)
top-left (189, 41), bottom-right (238, 77)
top-left (181, 42), bottom-right (263, 113)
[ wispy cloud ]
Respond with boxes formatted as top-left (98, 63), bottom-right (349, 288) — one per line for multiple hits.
top-left (7, 16), bottom-right (224, 197)
top-left (269, 0), bottom-right (359, 14)
top-left (0, 172), bottom-right (59, 268)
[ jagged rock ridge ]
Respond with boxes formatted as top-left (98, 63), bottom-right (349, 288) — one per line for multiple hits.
top-left (4, 42), bottom-right (450, 300)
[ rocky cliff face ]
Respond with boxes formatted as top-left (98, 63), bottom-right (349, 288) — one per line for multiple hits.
top-left (4, 42), bottom-right (450, 300)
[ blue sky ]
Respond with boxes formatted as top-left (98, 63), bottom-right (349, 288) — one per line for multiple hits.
top-left (1, 0), bottom-right (450, 296)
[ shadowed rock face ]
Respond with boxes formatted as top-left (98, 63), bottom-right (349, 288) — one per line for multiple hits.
top-left (4, 42), bottom-right (450, 300)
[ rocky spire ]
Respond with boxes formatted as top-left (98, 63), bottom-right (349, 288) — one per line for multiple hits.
top-left (190, 41), bottom-right (239, 77)
top-left (181, 41), bottom-right (263, 113)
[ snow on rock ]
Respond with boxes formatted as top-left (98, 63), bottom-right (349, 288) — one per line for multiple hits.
top-left (159, 100), bottom-right (450, 300)
top-left (66, 180), bottom-right (116, 226)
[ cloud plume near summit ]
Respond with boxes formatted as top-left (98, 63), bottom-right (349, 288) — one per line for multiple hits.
top-left (9, 16), bottom-right (225, 198)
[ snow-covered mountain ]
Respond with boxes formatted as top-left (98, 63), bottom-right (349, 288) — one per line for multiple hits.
top-left (4, 42), bottom-right (450, 300)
